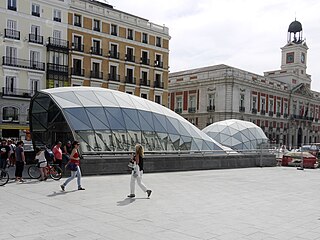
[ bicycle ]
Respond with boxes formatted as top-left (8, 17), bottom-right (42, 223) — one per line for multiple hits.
top-left (28, 162), bottom-right (62, 181)
top-left (0, 168), bottom-right (9, 186)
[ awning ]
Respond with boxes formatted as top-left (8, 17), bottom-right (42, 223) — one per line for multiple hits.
top-left (0, 124), bottom-right (30, 130)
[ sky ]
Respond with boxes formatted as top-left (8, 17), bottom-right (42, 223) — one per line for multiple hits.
top-left (106, 0), bottom-right (320, 91)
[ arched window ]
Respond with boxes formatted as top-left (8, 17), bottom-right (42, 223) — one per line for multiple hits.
top-left (2, 106), bottom-right (19, 122)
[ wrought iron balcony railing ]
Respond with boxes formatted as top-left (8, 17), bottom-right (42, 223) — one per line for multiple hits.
top-left (29, 34), bottom-right (43, 44)
top-left (2, 87), bottom-right (36, 98)
top-left (4, 29), bottom-right (20, 40)
top-left (2, 57), bottom-right (45, 71)
top-left (71, 68), bottom-right (85, 77)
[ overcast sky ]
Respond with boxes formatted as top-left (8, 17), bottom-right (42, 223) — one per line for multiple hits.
top-left (107, 0), bottom-right (320, 92)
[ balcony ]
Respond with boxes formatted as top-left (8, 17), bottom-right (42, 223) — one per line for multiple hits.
top-left (47, 37), bottom-right (69, 51)
top-left (260, 110), bottom-right (266, 115)
top-left (140, 79), bottom-right (150, 87)
top-left (91, 47), bottom-right (103, 56)
top-left (276, 112), bottom-right (281, 117)
top-left (4, 29), bottom-right (20, 40)
top-left (140, 58), bottom-right (150, 65)
top-left (72, 43), bottom-right (84, 52)
top-left (239, 106), bottom-right (245, 112)
top-left (90, 71), bottom-right (103, 79)
top-left (207, 105), bottom-right (215, 112)
top-left (125, 76), bottom-right (136, 84)
top-left (154, 81), bottom-right (164, 89)
top-left (2, 57), bottom-right (45, 71)
top-left (109, 51), bottom-right (119, 59)
top-left (29, 34), bottom-right (43, 44)
top-left (74, 22), bottom-right (82, 27)
top-left (93, 27), bottom-right (100, 32)
top-left (111, 31), bottom-right (117, 36)
top-left (32, 11), bottom-right (40, 17)
top-left (268, 111), bottom-right (274, 116)
top-left (2, 87), bottom-right (36, 98)
top-left (175, 108), bottom-right (182, 114)
top-left (125, 54), bottom-right (135, 63)
top-left (108, 74), bottom-right (120, 82)
top-left (53, 17), bottom-right (61, 22)
top-left (188, 107), bottom-right (196, 113)
top-left (252, 108), bottom-right (257, 114)
top-left (154, 60), bottom-right (163, 68)
top-left (71, 68), bottom-right (85, 77)
top-left (47, 63), bottom-right (68, 75)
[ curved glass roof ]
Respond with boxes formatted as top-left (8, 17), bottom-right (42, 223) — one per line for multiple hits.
top-left (202, 119), bottom-right (268, 150)
top-left (33, 87), bottom-right (225, 153)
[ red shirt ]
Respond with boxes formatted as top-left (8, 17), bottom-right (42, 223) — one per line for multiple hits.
top-left (52, 145), bottom-right (62, 160)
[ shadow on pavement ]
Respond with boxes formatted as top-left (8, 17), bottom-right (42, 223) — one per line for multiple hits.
top-left (117, 197), bottom-right (149, 206)
top-left (47, 189), bottom-right (78, 197)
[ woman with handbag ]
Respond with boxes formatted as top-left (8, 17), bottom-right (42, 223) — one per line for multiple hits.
top-left (127, 144), bottom-right (152, 198)
top-left (60, 141), bottom-right (85, 191)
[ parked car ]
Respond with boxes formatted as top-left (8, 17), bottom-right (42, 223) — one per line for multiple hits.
top-left (282, 151), bottom-right (318, 168)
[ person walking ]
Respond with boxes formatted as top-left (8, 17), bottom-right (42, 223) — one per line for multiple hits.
top-left (52, 141), bottom-right (63, 169)
top-left (127, 144), bottom-right (152, 198)
top-left (60, 141), bottom-right (85, 191)
top-left (35, 147), bottom-right (47, 181)
top-left (0, 139), bottom-right (10, 170)
top-left (8, 139), bottom-right (16, 167)
top-left (15, 141), bottom-right (26, 183)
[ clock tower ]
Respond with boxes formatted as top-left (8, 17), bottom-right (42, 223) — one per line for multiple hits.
top-left (279, 19), bottom-right (310, 87)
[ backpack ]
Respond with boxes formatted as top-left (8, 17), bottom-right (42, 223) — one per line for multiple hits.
top-left (44, 149), bottom-right (54, 162)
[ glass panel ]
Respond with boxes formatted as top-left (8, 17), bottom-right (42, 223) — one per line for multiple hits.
top-left (95, 91), bottom-right (119, 108)
top-left (112, 131), bottom-right (128, 151)
top-left (75, 91), bottom-right (102, 107)
top-left (152, 113), bottom-right (167, 133)
top-left (95, 130), bottom-right (113, 151)
top-left (31, 115), bottom-right (47, 131)
top-left (75, 131), bottom-right (96, 152)
top-left (112, 91), bottom-right (135, 109)
top-left (122, 108), bottom-right (140, 131)
top-left (53, 92), bottom-right (82, 106)
top-left (105, 107), bottom-right (126, 130)
top-left (165, 117), bottom-right (180, 135)
top-left (64, 108), bottom-right (92, 130)
top-left (138, 110), bottom-right (154, 132)
top-left (86, 107), bottom-right (110, 130)
top-left (127, 131), bottom-right (141, 151)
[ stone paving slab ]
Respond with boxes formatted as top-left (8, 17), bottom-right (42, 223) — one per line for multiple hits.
top-left (1, 167), bottom-right (320, 239)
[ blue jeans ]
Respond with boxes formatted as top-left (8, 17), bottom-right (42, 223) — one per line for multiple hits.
top-left (63, 166), bottom-right (82, 188)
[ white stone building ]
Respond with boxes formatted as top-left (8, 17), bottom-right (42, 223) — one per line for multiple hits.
top-left (0, 0), bottom-right (69, 139)
top-left (169, 20), bottom-right (320, 148)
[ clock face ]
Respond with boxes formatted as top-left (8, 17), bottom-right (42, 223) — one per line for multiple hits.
top-left (301, 53), bottom-right (305, 63)
top-left (286, 52), bottom-right (294, 64)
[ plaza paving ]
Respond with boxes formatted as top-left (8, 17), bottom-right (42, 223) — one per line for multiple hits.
top-left (1, 166), bottom-right (320, 240)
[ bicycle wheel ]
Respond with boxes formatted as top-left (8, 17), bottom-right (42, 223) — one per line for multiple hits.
top-left (0, 170), bottom-right (9, 186)
top-left (49, 165), bottom-right (62, 180)
top-left (28, 165), bottom-right (41, 179)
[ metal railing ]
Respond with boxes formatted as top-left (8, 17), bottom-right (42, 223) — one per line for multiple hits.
top-left (29, 34), bottom-right (43, 44)
top-left (71, 68), bottom-right (85, 77)
top-left (90, 71), bottom-right (103, 79)
top-left (2, 57), bottom-right (45, 71)
top-left (2, 87), bottom-right (36, 98)
top-left (4, 28), bottom-right (20, 40)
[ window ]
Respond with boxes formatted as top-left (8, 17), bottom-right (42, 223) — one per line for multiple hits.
top-left (276, 101), bottom-right (281, 113)
top-left (30, 50), bottom-right (40, 66)
top-left (109, 65), bottom-right (118, 80)
top-left (252, 96), bottom-right (257, 110)
top-left (284, 102), bottom-right (288, 115)
top-left (142, 33), bottom-right (148, 43)
top-left (293, 104), bottom-right (297, 115)
top-left (156, 36), bottom-right (161, 47)
top-left (127, 29), bottom-right (133, 40)
top-left (53, 30), bottom-right (61, 40)
top-left (72, 59), bottom-right (83, 76)
top-left (111, 24), bottom-right (117, 36)
top-left (92, 40), bottom-right (101, 55)
top-left (261, 98), bottom-right (266, 111)
top-left (93, 19), bottom-right (100, 31)
top-left (110, 44), bottom-right (118, 58)
top-left (269, 99), bottom-right (274, 113)
top-left (31, 79), bottom-right (39, 95)
top-left (32, 4), bottom-right (40, 17)
top-left (5, 46), bottom-right (17, 65)
top-left (141, 71), bottom-right (148, 81)
top-left (126, 68), bottom-right (134, 83)
top-left (5, 76), bottom-right (16, 95)
top-left (8, 0), bottom-right (17, 11)
top-left (141, 51), bottom-right (149, 65)
top-left (155, 95), bottom-right (161, 104)
top-left (155, 54), bottom-right (162, 67)
top-left (6, 19), bottom-right (19, 40)
top-left (189, 95), bottom-right (196, 112)
top-left (53, 9), bottom-right (61, 22)
top-left (2, 107), bottom-right (19, 122)
top-left (176, 96), bottom-right (182, 112)
top-left (240, 94), bottom-right (245, 108)
top-left (126, 47), bottom-right (134, 62)
top-left (73, 35), bottom-right (82, 51)
top-left (74, 14), bottom-right (81, 27)
top-left (141, 93), bottom-right (147, 99)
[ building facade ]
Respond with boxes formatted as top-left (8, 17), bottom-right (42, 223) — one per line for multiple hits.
top-left (0, 0), bottom-right (69, 139)
top-left (0, 0), bottom-right (170, 140)
top-left (67, 0), bottom-right (169, 105)
top-left (169, 20), bottom-right (320, 148)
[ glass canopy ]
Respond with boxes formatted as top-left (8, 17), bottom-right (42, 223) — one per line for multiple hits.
top-left (30, 87), bottom-right (226, 154)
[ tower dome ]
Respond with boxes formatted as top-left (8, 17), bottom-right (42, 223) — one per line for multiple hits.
top-left (287, 19), bottom-right (303, 43)
top-left (288, 20), bottom-right (302, 33)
